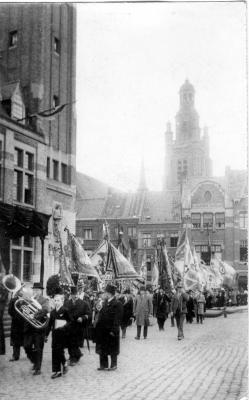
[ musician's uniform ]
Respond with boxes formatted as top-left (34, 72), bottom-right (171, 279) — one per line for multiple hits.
top-left (65, 297), bottom-right (91, 364)
top-left (8, 296), bottom-right (24, 360)
top-left (23, 293), bottom-right (49, 374)
top-left (46, 306), bottom-right (71, 374)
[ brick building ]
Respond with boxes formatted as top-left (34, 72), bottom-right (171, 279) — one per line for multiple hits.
top-left (0, 3), bottom-right (76, 286)
top-left (76, 81), bottom-right (247, 289)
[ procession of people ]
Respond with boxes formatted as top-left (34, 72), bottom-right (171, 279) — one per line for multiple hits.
top-left (1, 270), bottom-right (246, 382)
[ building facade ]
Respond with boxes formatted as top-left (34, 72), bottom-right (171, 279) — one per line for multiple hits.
top-left (0, 3), bottom-right (76, 286)
top-left (76, 81), bottom-right (247, 289)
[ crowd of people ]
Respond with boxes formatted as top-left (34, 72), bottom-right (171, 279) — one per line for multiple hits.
top-left (0, 278), bottom-right (247, 379)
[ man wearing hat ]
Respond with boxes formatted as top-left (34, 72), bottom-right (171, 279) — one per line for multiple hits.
top-left (23, 282), bottom-right (50, 375)
top-left (65, 286), bottom-right (91, 366)
top-left (95, 284), bottom-right (121, 371)
top-left (133, 286), bottom-right (153, 340)
top-left (171, 282), bottom-right (189, 340)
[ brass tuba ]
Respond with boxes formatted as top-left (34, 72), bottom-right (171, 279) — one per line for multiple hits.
top-left (2, 274), bottom-right (49, 329)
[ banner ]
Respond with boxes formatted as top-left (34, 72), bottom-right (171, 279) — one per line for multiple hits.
top-left (151, 250), bottom-right (159, 287)
top-left (161, 243), bottom-right (175, 291)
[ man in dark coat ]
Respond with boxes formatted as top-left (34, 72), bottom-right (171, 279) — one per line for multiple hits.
top-left (65, 286), bottom-right (91, 366)
top-left (23, 282), bottom-right (50, 375)
top-left (8, 294), bottom-right (24, 361)
top-left (95, 284), bottom-right (121, 371)
top-left (120, 289), bottom-right (133, 339)
top-left (171, 282), bottom-right (189, 340)
top-left (0, 275), bottom-right (8, 355)
top-left (155, 288), bottom-right (170, 331)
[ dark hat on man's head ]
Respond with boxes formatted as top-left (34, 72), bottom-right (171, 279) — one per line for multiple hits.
top-left (105, 284), bottom-right (116, 296)
top-left (71, 286), bottom-right (77, 295)
top-left (33, 282), bottom-right (44, 290)
top-left (54, 287), bottom-right (64, 295)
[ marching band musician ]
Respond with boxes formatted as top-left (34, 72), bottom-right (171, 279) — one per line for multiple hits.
top-left (65, 286), bottom-right (91, 366)
top-left (23, 282), bottom-right (50, 375)
top-left (46, 294), bottom-right (71, 379)
top-left (8, 291), bottom-right (24, 361)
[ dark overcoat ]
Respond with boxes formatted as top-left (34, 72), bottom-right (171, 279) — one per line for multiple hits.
top-left (46, 306), bottom-right (71, 349)
top-left (65, 298), bottom-right (92, 348)
top-left (120, 296), bottom-right (133, 329)
top-left (95, 297), bottom-right (121, 356)
top-left (8, 297), bottom-right (24, 347)
top-left (156, 293), bottom-right (170, 320)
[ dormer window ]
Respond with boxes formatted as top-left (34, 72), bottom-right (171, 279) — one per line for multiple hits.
top-left (1, 82), bottom-right (26, 122)
top-left (9, 30), bottom-right (18, 47)
top-left (53, 95), bottom-right (59, 108)
top-left (54, 37), bottom-right (60, 54)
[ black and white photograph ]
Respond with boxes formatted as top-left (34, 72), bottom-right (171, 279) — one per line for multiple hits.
top-left (0, 1), bottom-right (247, 399)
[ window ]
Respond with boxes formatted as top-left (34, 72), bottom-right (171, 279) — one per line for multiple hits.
top-left (14, 148), bottom-right (23, 167)
top-left (191, 213), bottom-right (201, 229)
top-left (11, 236), bottom-right (33, 281)
top-left (9, 30), bottom-right (18, 47)
top-left (240, 240), bottom-right (248, 262)
top-left (146, 256), bottom-right (152, 272)
top-left (203, 213), bottom-right (213, 228)
top-left (53, 96), bottom-right (59, 108)
top-left (54, 37), bottom-right (60, 54)
top-left (215, 213), bottom-right (225, 229)
top-left (204, 191), bottom-right (212, 202)
top-left (53, 160), bottom-right (59, 181)
top-left (170, 233), bottom-right (178, 248)
top-left (239, 213), bottom-right (248, 229)
top-left (84, 229), bottom-right (92, 240)
top-left (142, 233), bottom-right (151, 248)
top-left (13, 147), bottom-right (34, 205)
top-left (46, 157), bottom-right (50, 178)
top-left (61, 163), bottom-right (69, 184)
top-left (128, 226), bottom-right (137, 237)
top-left (24, 152), bottom-right (34, 171)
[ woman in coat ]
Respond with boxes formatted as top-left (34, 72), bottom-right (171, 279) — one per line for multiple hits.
top-left (196, 291), bottom-right (206, 324)
top-left (8, 295), bottom-right (24, 361)
top-left (134, 286), bottom-right (153, 340)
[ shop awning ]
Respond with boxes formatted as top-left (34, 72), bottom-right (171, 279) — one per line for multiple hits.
top-left (0, 201), bottom-right (51, 239)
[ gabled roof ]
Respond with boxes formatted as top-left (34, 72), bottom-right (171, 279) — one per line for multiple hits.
top-left (0, 81), bottom-right (21, 100)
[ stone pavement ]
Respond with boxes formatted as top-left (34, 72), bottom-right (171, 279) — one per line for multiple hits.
top-left (0, 311), bottom-right (247, 400)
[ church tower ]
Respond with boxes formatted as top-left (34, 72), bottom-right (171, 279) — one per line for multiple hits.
top-left (164, 80), bottom-right (212, 189)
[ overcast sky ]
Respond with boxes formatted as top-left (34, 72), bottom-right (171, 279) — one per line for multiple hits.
top-left (76, 1), bottom-right (247, 191)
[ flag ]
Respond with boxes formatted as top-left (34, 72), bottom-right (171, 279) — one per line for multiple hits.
top-left (151, 250), bottom-right (159, 287)
top-left (215, 257), bottom-right (236, 288)
top-left (58, 233), bottom-right (74, 286)
top-left (140, 249), bottom-right (147, 281)
top-left (210, 256), bottom-right (223, 288)
top-left (161, 242), bottom-right (175, 291)
top-left (174, 229), bottom-right (200, 292)
top-left (70, 233), bottom-right (100, 280)
top-left (106, 241), bottom-right (140, 280)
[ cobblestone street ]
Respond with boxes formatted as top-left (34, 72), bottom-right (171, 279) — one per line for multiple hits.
top-left (0, 311), bottom-right (247, 400)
